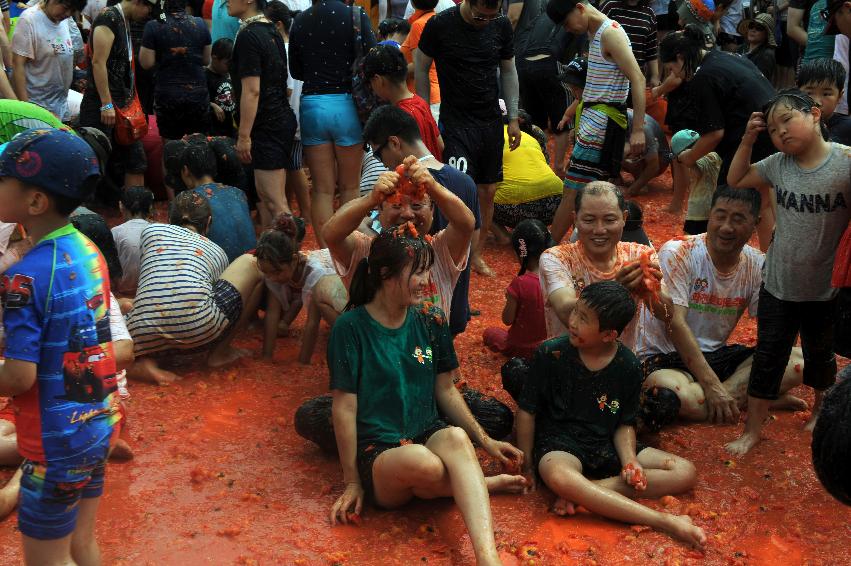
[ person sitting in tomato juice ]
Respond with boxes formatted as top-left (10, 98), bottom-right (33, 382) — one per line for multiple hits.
top-left (482, 219), bottom-right (553, 359)
top-left (538, 181), bottom-right (668, 358)
top-left (640, 187), bottom-right (807, 430)
top-left (327, 226), bottom-right (526, 566)
top-left (323, 106), bottom-right (476, 334)
top-left (516, 281), bottom-right (706, 547)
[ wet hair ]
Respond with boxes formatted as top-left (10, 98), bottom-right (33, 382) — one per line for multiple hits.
top-left (181, 141), bottom-right (217, 180)
top-left (797, 58), bottom-right (847, 92)
top-left (363, 44), bottom-right (408, 83)
top-left (211, 37), bottom-right (233, 60)
top-left (120, 185), bottom-right (155, 217)
top-left (512, 219), bottom-right (555, 276)
top-left (378, 17), bottom-right (410, 39)
top-left (362, 104), bottom-right (423, 147)
top-left (56, 0), bottom-right (89, 12)
top-left (164, 0), bottom-right (187, 12)
top-left (659, 25), bottom-right (707, 80)
top-left (574, 181), bottom-right (626, 213)
top-left (578, 280), bottom-right (636, 335)
top-left (200, 135), bottom-right (246, 189)
top-left (255, 213), bottom-right (301, 271)
top-left (639, 386), bottom-right (682, 433)
top-left (411, 0), bottom-right (438, 10)
top-left (71, 213), bottom-right (123, 282)
top-left (624, 199), bottom-right (643, 231)
top-left (168, 190), bottom-right (212, 234)
top-left (812, 377), bottom-right (851, 506)
top-left (711, 185), bottom-right (761, 218)
top-left (265, 0), bottom-right (293, 30)
top-left (163, 139), bottom-right (189, 193)
top-left (762, 88), bottom-right (829, 141)
top-left (347, 223), bottom-right (435, 309)
top-left (546, 0), bottom-right (584, 25)
top-left (469, 0), bottom-right (503, 8)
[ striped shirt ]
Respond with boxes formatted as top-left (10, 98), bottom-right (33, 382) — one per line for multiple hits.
top-left (599, 1), bottom-right (657, 67)
top-left (126, 224), bottom-right (230, 357)
top-left (582, 18), bottom-right (630, 105)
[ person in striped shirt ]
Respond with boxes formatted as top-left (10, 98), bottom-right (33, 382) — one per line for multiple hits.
top-left (545, 0), bottom-right (648, 243)
top-left (125, 192), bottom-right (267, 384)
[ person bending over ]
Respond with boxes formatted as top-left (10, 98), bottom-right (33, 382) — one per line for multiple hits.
top-left (126, 192), bottom-right (270, 383)
top-left (516, 281), bottom-right (706, 547)
top-left (328, 226), bottom-right (525, 566)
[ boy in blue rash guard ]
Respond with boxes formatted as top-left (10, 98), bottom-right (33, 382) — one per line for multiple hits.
top-left (0, 128), bottom-right (120, 565)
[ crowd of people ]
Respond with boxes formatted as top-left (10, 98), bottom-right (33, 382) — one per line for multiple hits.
top-left (0, 0), bottom-right (850, 562)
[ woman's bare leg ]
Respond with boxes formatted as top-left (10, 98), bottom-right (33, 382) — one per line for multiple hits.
top-left (371, 428), bottom-right (524, 565)
top-left (255, 168), bottom-right (290, 227)
top-left (305, 143), bottom-right (338, 248)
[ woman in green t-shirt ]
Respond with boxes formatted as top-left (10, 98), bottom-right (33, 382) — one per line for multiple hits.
top-left (328, 226), bottom-right (526, 565)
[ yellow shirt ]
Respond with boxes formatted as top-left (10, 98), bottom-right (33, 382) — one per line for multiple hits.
top-left (495, 127), bottom-right (563, 205)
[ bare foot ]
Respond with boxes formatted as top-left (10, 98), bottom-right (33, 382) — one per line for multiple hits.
top-left (207, 346), bottom-right (250, 368)
top-left (127, 357), bottom-right (182, 385)
top-left (771, 394), bottom-right (808, 412)
top-left (471, 256), bottom-right (495, 277)
top-left (0, 468), bottom-right (22, 520)
top-left (660, 514), bottom-right (707, 547)
top-left (108, 438), bottom-right (135, 461)
top-left (485, 474), bottom-right (527, 494)
top-left (664, 204), bottom-right (684, 215)
top-left (551, 497), bottom-right (576, 516)
top-left (725, 430), bottom-right (761, 456)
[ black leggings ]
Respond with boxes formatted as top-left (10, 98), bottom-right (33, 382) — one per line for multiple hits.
top-left (748, 285), bottom-right (837, 400)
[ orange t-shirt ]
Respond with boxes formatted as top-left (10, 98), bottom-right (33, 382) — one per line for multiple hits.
top-left (401, 10), bottom-right (441, 106)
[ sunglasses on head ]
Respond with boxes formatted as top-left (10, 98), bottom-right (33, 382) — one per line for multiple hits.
top-left (747, 21), bottom-right (767, 30)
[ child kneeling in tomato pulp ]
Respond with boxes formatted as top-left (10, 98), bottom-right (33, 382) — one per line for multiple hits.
top-left (516, 280), bottom-right (706, 547)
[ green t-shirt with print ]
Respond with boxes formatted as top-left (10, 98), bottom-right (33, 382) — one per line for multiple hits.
top-left (328, 305), bottom-right (459, 447)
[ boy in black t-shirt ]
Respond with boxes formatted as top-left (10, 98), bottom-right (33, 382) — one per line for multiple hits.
top-left (798, 58), bottom-right (851, 145)
top-left (206, 38), bottom-right (236, 138)
top-left (517, 281), bottom-right (706, 546)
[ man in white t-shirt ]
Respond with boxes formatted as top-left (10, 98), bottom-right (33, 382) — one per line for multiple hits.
top-left (11, 0), bottom-right (83, 120)
top-left (641, 187), bottom-right (806, 426)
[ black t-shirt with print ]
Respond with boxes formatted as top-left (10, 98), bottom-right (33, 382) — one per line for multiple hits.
top-left (206, 68), bottom-right (236, 137)
top-left (418, 6), bottom-right (514, 126)
top-left (518, 337), bottom-right (642, 445)
top-left (231, 21), bottom-right (293, 130)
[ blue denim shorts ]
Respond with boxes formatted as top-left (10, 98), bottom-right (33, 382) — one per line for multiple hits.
top-left (300, 94), bottom-right (362, 147)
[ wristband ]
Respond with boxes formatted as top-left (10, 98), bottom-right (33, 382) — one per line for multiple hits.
top-left (100, 103), bottom-right (113, 112)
